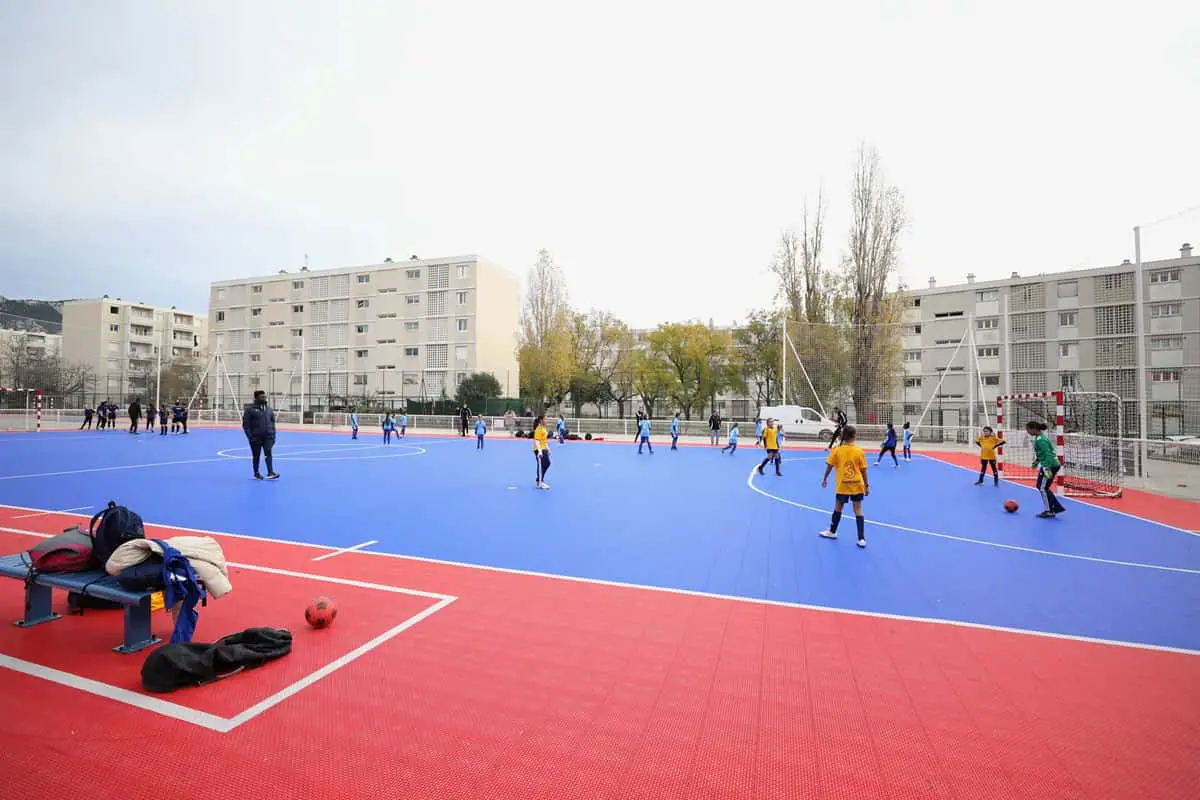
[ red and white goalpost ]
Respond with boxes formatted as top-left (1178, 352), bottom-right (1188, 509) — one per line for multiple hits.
top-left (0, 387), bottom-right (43, 432)
top-left (996, 390), bottom-right (1125, 498)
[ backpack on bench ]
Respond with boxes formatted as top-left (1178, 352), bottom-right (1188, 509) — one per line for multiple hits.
top-left (26, 525), bottom-right (95, 573)
top-left (90, 501), bottom-right (146, 567)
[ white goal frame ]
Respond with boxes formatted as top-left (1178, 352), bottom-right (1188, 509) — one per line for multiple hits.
top-left (996, 390), bottom-right (1125, 498)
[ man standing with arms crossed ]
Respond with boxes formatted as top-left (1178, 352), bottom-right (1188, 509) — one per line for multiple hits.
top-left (242, 390), bottom-right (279, 480)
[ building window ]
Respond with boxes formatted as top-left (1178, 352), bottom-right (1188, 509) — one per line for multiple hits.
top-left (377, 364), bottom-right (396, 371)
top-left (404, 321), bottom-right (419, 332)
top-left (904, 378), bottom-right (922, 388)
top-left (1152, 369), bottom-right (1181, 382)
top-left (251, 284), bottom-right (263, 294)
top-left (291, 304), bottom-right (303, 313)
top-left (977, 346), bottom-right (999, 358)
top-left (250, 354), bottom-right (261, 362)
top-left (376, 338), bottom-right (396, 344)
top-left (1149, 269), bottom-right (1181, 284)
top-left (905, 297), bottom-right (921, 308)
top-left (902, 351), bottom-right (920, 362)
top-left (455, 345), bottom-right (468, 362)
top-left (355, 349), bottom-right (368, 358)
top-left (1058, 311), bottom-right (1078, 327)
top-left (1151, 302), bottom-right (1182, 317)
top-left (976, 290), bottom-right (998, 302)
top-left (933, 311), bottom-right (962, 318)
top-left (1151, 336), bottom-right (1183, 351)
top-left (983, 375), bottom-right (1000, 386)
top-left (457, 318), bottom-right (469, 332)
top-left (406, 269), bottom-right (421, 280)
top-left (109, 305), bottom-right (120, 314)
top-left (377, 287), bottom-right (397, 294)
top-left (356, 324), bottom-right (368, 333)
top-left (1059, 343), bottom-right (1078, 358)
top-left (292, 280), bottom-right (305, 290)
top-left (251, 308), bottom-right (262, 317)
top-left (250, 331), bottom-right (262, 340)
top-left (356, 299), bottom-right (370, 309)
top-left (977, 318), bottom-right (998, 330)
top-left (457, 291), bottom-right (469, 305)
top-left (404, 347), bottom-right (419, 357)
top-left (905, 324), bottom-right (922, 336)
top-left (353, 375), bottom-right (368, 386)
top-left (405, 294), bottom-right (420, 305)
top-left (457, 264), bottom-right (470, 280)
top-left (357, 274), bottom-right (370, 284)
top-left (1061, 373), bottom-right (1079, 390)
top-left (1057, 281), bottom-right (1078, 298)
top-left (109, 323), bottom-right (119, 333)
top-left (292, 328), bottom-right (303, 337)
top-left (216, 311), bottom-right (225, 322)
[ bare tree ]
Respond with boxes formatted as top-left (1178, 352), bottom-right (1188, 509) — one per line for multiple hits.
top-left (769, 231), bottom-right (803, 323)
top-left (844, 143), bottom-right (907, 419)
top-left (801, 191), bottom-right (828, 323)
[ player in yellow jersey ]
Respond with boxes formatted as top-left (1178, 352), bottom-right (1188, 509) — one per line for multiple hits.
top-left (820, 424), bottom-right (869, 548)
top-left (532, 414), bottom-right (551, 490)
top-left (756, 418), bottom-right (782, 476)
top-left (974, 425), bottom-right (1006, 487)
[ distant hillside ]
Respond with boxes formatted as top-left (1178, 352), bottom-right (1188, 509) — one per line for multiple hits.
top-left (0, 297), bottom-right (67, 334)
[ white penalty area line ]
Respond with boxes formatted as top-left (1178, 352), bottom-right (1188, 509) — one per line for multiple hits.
top-left (311, 540), bottom-right (378, 562)
top-left (744, 465), bottom-right (1200, 576)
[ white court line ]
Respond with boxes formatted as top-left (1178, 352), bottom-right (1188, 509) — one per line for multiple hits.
top-left (744, 464), bottom-right (1200, 576)
top-left (12, 505), bottom-right (92, 519)
top-left (1, 508), bottom-right (1195, 657)
top-left (0, 456), bottom-right (228, 481)
top-left (0, 526), bottom-right (456, 733)
top-left (920, 453), bottom-right (1200, 538)
top-left (311, 540), bottom-right (378, 562)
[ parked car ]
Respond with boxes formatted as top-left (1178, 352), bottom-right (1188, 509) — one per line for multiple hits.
top-left (756, 405), bottom-right (837, 441)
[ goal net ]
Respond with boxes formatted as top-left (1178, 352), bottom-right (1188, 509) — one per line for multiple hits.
top-left (997, 391), bottom-right (1124, 497)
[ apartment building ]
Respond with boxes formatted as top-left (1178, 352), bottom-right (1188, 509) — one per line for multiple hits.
top-left (206, 255), bottom-right (521, 411)
top-left (61, 299), bottom-right (208, 399)
top-left (895, 243), bottom-right (1199, 436)
top-left (0, 329), bottom-right (62, 361)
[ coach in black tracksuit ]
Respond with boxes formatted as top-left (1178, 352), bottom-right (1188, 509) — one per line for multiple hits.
top-left (128, 398), bottom-right (141, 434)
top-left (827, 407), bottom-right (848, 450)
top-left (242, 390), bottom-right (279, 480)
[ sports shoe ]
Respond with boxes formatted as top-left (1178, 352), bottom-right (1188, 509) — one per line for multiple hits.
top-left (857, 538), bottom-right (866, 548)
top-left (253, 474), bottom-right (263, 480)
top-left (539, 481), bottom-right (550, 490)
top-left (266, 473), bottom-right (280, 480)
top-left (819, 530), bottom-right (837, 539)
top-left (1036, 511), bottom-right (1056, 519)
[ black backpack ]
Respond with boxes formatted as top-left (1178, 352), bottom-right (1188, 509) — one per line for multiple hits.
top-left (89, 501), bottom-right (146, 567)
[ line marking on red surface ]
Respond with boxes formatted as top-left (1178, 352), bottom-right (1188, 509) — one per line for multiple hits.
top-left (0, 529), bottom-right (456, 732)
top-left (745, 464), bottom-right (1200, 575)
top-left (2, 509), bottom-right (1196, 657)
top-left (311, 540), bottom-right (379, 562)
top-left (12, 506), bottom-right (92, 519)
top-left (923, 453), bottom-right (1200, 538)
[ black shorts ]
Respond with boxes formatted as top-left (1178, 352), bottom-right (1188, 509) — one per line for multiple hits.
top-left (836, 493), bottom-right (865, 503)
top-left (766, 448), bottom-right (779, 457)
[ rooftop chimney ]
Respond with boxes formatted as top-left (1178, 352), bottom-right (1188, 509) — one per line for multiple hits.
top-left (966, 273), bottom-right (976, 284)
top-left (1122, 258), bottom-right (1131, 265)
top-left (1010, 271), bottom-right (1019, 279)
top-left (928, 277), bottom-right (936, 288)
top-left (1183, 243), bottom-right (1194, 258)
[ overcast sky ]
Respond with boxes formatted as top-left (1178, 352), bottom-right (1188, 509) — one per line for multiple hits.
top-left (0, 0), bottom-right (1197, 329)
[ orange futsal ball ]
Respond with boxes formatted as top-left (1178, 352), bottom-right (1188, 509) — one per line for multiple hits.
top-left (1003, 499), bottom-right (1019, 513)
top-left (305, 596), bottom-right (338, 628)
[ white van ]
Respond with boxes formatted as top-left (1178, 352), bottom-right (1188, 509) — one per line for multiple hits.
top-left (757, 405), bottom-right (837, 441)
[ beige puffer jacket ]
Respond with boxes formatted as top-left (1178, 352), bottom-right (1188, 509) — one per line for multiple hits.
top-left (105, 536), bottom-right (233, 598)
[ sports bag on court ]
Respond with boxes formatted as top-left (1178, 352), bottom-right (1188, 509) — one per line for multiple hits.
top-left (90, 501), bottom-right (146, 567)
top-left (26, 525), bottom-right (95, 573)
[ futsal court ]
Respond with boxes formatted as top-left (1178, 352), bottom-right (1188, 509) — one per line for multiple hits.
top-left (0, 425), bottom-right (1197, 799)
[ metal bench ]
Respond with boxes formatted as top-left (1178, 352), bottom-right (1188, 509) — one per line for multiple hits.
top-left (0, 553), bottom-right (161, 654)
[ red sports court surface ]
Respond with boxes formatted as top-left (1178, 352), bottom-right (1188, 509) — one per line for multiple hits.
top-left (0, 510), bottom-right (1198, 800)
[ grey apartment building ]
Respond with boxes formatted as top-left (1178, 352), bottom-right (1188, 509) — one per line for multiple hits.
top-left (207, 255), bottom-right (520, 412)
top-left (896, 243), bottom-right (1199, 437)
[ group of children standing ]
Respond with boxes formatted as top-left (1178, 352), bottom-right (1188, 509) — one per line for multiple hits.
top-left (81, 401), bottom-right (189, 434)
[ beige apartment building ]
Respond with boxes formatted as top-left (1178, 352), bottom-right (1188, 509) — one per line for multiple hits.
top-left (206, 255), bottom-right (521, 411)
top-left (894, 243), bottom-right (1199, 437)
top-left (0, 329), bottom-right (62, 362)
top-left (61, 298), bottom-right (208, 400)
